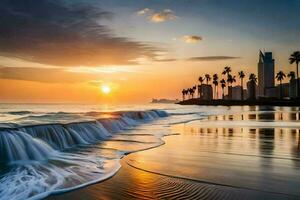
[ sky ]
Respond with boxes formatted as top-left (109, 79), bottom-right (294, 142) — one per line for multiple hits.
top-left (0, 0), bottom-right (299, 103)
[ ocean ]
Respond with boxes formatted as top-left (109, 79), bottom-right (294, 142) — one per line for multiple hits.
top-left (0, 104), bottom-right (300, 199)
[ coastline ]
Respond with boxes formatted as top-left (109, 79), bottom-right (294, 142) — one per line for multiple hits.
top-left (178, 98), bottom-right (300, 107)
top-left (47, 134), bottom-right (296, 200)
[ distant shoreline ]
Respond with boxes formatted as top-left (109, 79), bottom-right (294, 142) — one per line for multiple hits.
top-left (178, 99), bottom-right (300, 107)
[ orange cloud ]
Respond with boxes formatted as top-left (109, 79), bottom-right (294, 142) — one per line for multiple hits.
top-left (182, 35), bottom-right (202, 43)
top-left (150, 9), bottom-right (177, 22)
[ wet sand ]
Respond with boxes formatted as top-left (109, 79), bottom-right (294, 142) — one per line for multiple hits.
top-left (48, 145), bottom-right (299, 199)
top-left (48, 107), bottom-right (300, 200)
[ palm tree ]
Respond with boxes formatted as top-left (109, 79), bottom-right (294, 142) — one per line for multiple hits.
top-left (190, 87), bottom-right (195, 99)
top-left (182, 89), bottom-right (186, 101)
top-left (276, 71), bottom-right (286, 99)
top-left (288, 71), bottom-right (295, 81)
top-left (238, 71), bottom-right (245, 100)
top-left (213, 74), bottom-right (219, 99)
top-left (226, 74), bottom-right (236, 100)
top-left (222, 66), bottom-right (232, 97)
top-left (220, 79), bottom-right (226, 99)
top-left (185, 89), bottom-right (189, 99)
top-left (222, 66), bottom-right (231, 76)
top-left (289, 51), bottom-right (300, 98)
top-left (205, 74), bottom-right (211, 85)
top-left (227, 74), bottom-right (236, 86)
top-left (198, 76), bottom-right (204, 98)
top-left (198, 76), bottom-right (204, 85)
top-left (249, 73), bottom-right (257, 83)
top-left (249, 73), bottom-right (257, 100)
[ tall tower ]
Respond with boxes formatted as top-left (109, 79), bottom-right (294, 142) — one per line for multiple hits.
top-left (257, 51), bottom-right (275, 97)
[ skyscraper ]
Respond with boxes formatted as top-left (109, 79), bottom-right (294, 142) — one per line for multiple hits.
top-left (257, 51), bottom-right (275, 97)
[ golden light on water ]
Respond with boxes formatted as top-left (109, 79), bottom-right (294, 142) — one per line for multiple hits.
top-left (101, 85), bottom-right (111, 94)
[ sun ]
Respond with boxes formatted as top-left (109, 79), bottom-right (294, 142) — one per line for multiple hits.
top-left (101, 85), bottom-right (111, 94)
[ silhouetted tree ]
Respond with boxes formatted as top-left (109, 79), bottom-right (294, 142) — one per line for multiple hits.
top-left (205, 74), bottom-right (211, 84)
top-left (213, 74), bottom-right (219, 99)
top-left (198, 76), bottom-right (204, 85)
top-left (249, 73), bottom-right (257, 100)
top-left (189, 87), bottom-right (195, 99)
top-left (182, 89), bottom-right (186, 100)
top-left (222, 66), bottom-right (231, 76)
top-left (289, 51), bottom-right (300, 98)
top-left (238, 71), bottom-right (245, 100)
top-left (222, 66), bottom-right (232, 96)
top-left (227, 74), bottom-right (236, 86)
top-left (249, 73), bottom-right (257, 83)
top-left (198, 76), bottom-right (204, 98)
top-left (185, 89), bottom-right (189, 99)
top-left (276, 71), bottom-right (286, 99)
top-left (226, 74), bottom-right (236, 100)
top-left (288, 71), bottom-right (296, 81)
top-left (220, 79), bottom-right (226, 99)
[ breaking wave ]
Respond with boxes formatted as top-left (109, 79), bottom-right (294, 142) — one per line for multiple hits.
top-left (0, 109), bottom-right (169, 200)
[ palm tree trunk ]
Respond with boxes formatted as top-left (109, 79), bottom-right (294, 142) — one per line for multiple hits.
top-left (214, 85), bottom-right (216, 99)
top-left (241, 78), bottom-right (243, 100)
top-left (297, 62), bottom-right (299, 98)
top-left (222, 89), bottom-right (224, 99)
top-left (280, 80), bottom-right (282, 99)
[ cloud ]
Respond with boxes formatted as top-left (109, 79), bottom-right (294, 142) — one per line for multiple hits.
top-left (153, 58), bottom-right (177, 62)
top-left (137, 8), bottom-right (152, 15)
top-left (0, 0), bottom-right (158, 67)
top-left (182, 35), bottom-right (202, 43)
top-left (66, 66), bottom-right (139, 74)
top-left (0, 65), bottom-right (138, 83)
top-left (0, 67), bottom-right (87, 83)
top-left (150, 9), bottom-right (177, 23)
top-left (187, 56), bottom-right (241, 61)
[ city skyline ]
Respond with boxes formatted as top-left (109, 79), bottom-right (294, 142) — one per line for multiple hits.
top-left (0, 0), bottom-right (299, 103)
top-left (182, 50), bottom-right (299, 101)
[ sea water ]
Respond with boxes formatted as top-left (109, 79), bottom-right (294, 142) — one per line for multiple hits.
top-left (0, 104), bottom-right (300, 199)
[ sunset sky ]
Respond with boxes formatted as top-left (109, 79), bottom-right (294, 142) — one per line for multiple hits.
top-left (0, 0), bottom-right (299, 103)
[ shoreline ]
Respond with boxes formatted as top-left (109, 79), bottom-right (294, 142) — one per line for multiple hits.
top-left (178, 99), bottom-right (300, 107)
top-left (47, 135), bottom-right (296, 200)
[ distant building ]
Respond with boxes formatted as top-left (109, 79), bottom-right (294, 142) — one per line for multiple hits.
top-left (247, 80), bottom-right (257, 100)
top-left (265, 87), bottom-right (278, 98)
top-left (199, 84), bottom-right (213, 100)
top-left (258, 51), bottom-right (275, 97)
top-left (243, 89), bottom-right (248, 100)
top-left (277, 83), bottom-right (290, 99)
top-left (231, 86), bottom-right (242, 100)
top-left (227, 86), bottom-right (233, 100)
top-left (289, 79), bottom-right (298, 99)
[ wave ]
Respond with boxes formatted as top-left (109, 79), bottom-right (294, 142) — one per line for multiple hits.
top-left (0, 109), bottom-right (169, 200)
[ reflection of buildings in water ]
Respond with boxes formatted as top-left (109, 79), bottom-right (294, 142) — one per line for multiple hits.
top-left (248, 106), bottom-right (256, 112)
top-left (249, 128), bottom-right (257, 134)
top-left (278, 129), bottom-right (284, 138)
top-left (228, 128), bottom-right (234, 137)
top-left (248, 114), bottom-right (256, 120)
top-left (257, 106), bottom-right (275, 111)
top-left (288, 113), bottom-right (296, 120)
top-left (257, 112), bottom-right (275, 121)
top-left (258, 128), bottom-right (275, 156)
top-left (278, 113), bottom-right (283, 120)
top-left (207, 128), bottom-right (212, 134)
